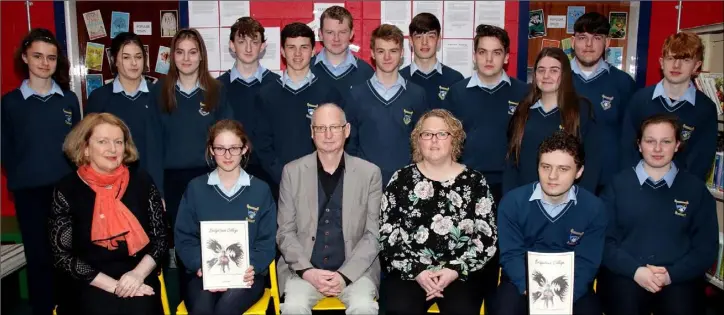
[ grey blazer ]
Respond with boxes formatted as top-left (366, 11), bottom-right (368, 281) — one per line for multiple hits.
top-left (276, 152), bottom-right (382, 294)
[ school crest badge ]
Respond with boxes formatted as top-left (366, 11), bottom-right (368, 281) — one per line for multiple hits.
top-left (62, 108), bottom-right (73, 126)
top-left (306, 103), bottom-right (318, 119)
top-left (246, 204), bottom-right (259, 222)
top-left (681, 124), bottom-right (695, 141)
top-left (674, 199), bottom-right (689, 217)
top-left (508, 101), bottom-right (519, 115)
top-left (567, 229), bottom-right (584, 246)
top-left (403, 109), bottom-right (413, 125)
top-left (438, 86), bottom-right (449, 100)
top-left (600, 94), bottom-right (614, 110)
top-left (198, 102), bottom-right (209, 116)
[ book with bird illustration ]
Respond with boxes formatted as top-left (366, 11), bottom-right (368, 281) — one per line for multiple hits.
top-left (527, 251), bottom-right (574, 315)
top-left (200, 221), bottom-right (250, 290)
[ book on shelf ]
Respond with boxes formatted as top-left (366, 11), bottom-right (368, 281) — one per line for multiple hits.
top-left (708, 232), bottom-right (724, 282)
top-left (694, 73), bottom-right (723, 115)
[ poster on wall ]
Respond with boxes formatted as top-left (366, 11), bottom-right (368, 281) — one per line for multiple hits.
top-left (86, 74), bottom-right (103, 98)
top-left (134, 22), bottom-right (152, 36)
top-left (561, 37), bottom-right (574, 60)
top-left (83, 10), bottom-right (107, 40)
top-left (529, 9), bottom-right (546, 39)
top-left (86, 42), bottom-right (105, 72)
top-left (306, 3), bottom-right (345, 42)
top-left (160, 10), bottom-right (178, 38)
top-left (547, 15), bottom-right (566, 29)
top-left (566, 6), bottom-right (585, 34)
top-left (475, 1), bottom-right (505, 28)
top-left (155, 46), bottom-right (171, 74)
top-left (381, 1), bottom-right (412, 36)
top-left (443, 1), bottom-right (475, 38)
top-left (541, 39), bottom-right (560, 50)
top-left (110, 11), bottom-right (130, 38)
top-left (608, 12), bottom-right (628, 39)
top-left (606, 47), bottom-right (623, 70)
top-left (143, 45), bottom-right (151, 72)
top-left (220, 1), bottom-right (251, 27)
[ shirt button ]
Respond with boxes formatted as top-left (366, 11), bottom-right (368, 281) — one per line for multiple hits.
top-left (325, 231), bottom-right (330, 236)
top-left (325, 220), bottom-right (329, 224)
top-left (325, 209), bottom-right (330, 212)
top-left (324, 257), bottom-right (328, 262)
top-left (324, 245), bottom-right (329, 249)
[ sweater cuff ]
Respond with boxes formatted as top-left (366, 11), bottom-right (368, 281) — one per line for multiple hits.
top-left (338, 272), bottom-right (352, 286)
top-left (296, 268), bottom-right (312, 278)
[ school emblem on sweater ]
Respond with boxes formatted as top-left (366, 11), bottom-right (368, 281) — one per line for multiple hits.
top-left (674, 199), bottom-right (689, 217)
top-left (600, 94), bottom-right (614, 110)
top-left (246, 204), bottom-right (259, 222)
top-left (306, 103), bottom-right (318, 119)
top-left (402, 109), bottom-right (413, 125)
top-left (438, 86), bottom-right (449, 100)
top-left (508, 101), bottom-right (519, 115)
top-left (559, 125), bottom-right (564, 131)
top-left (567, 229), bottom-right (584, 246)
top-left (198, 102), bottom-right (209, 116)
top-left (681, 124), bottom-right (695, 141)
top-left (62, 108), bottom-right (73, 126)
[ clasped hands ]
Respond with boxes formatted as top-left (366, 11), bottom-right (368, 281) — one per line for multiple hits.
top-left (111, 269), bottom-right (154, 298)
top-left (415, 268), bottom-right (459, 301)
top-left (633, 264), bottom-right (672, 293)
top-left (196, 266), bottom-right (255, 292)
top-left (303, 269), bottom-right (346, 297)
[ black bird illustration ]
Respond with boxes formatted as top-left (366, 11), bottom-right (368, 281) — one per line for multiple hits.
top-left (205, 239), bottom-right (244, 273)
top-left (530, 270), bottom-right (569, 309)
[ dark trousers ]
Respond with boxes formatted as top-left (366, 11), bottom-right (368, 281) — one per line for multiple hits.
top-left (186, 275), bottom-right (265, 315)
top-left (163, 167), bottom-right (209, 303)
top-left (472, 181), bottom-right (502, 314)
top-left (493, 280), bottom-right (601, 315)
top-left (597, 268), bottom-right (705, 315)
top-left (380, 273), bottom-right (482, 315)
top-left (56, 277), bottom-right (163, 315)
top-left (13, 185), bottom-right (56, 315)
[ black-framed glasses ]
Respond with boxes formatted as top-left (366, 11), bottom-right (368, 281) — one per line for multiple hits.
top-left (312, 124), bottom-right (347, 134)
top-left (420, 131), bottom-right (451, 140)
top-left (212, 146), bottom-right (244, 156)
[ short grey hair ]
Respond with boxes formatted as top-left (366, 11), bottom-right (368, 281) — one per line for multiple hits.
top-left (311, 103), bottom-right (347, 124)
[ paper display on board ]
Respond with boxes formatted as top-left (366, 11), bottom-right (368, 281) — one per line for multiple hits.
top-left (307, 3), bottom-right (345, 42)
top-left (105, 47), bottom-right (114, 73)
top-left (110, 11), bottom-right (130, 39)
top-left (201, 221), bottom-right (251, 290)
top-left (83, 10), bottom-right (107, 40)
top-left (413, 1), bottom-right (443, 27)
top-left (547, 15), bottom-right (566, 29)
top-left (259, 27), bottom-right (281, 71)
top-left (609, 12), bottom-right (628, 39)
top-left (85, 43), bottom-right (104, 72)
top-left (606, 47), bottom-right (624, 70)
top-left (561, 37), bottom-right (574, 60)
top-left (529, 9), bottom-right (546, 38)
top-left (401, 38), bottom-right (412, 70)
top-left (566, 6), bottom-right (585, 34)
top-left (220, 1), bottom-right (250, 27)
top-left (381, 1), bottom-right (412, 36)
top-left (443, 1), bottom-right (475, 38)
top-left (527, 251), bottom-right (575, 315)
top-left (542, 39), bottom-right (561, 50)
top-left (221, 40), bottom-right (236, 71)
top-left (442, 39), bottom-right (473, 78)
top-left (475, 1), bottom-right (505, 28)
top-left (160, 10), bottom-right (178, 38)
top-left (155, 46), bottom-right (171, 75)
top-left (188, 1), bottom-right (219, 28)
top-left (197, 28), bottom-right (221, 71)
top-left (134, 22), bottom-right (152, 36)
top-left (86, 74), bottom-right (103, 98)
top-left (143, 45), bottom-right (151, 73)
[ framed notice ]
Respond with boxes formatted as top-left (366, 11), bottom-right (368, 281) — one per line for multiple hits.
top-left (527, 251), bottom-right (574, 315)
top-left (200, 221), bottom-right (250, 290)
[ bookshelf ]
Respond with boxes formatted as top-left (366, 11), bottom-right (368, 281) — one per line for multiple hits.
top-left (708, 272), bottom-right (724, 290)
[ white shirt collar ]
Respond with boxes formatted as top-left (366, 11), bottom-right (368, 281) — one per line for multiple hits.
top-left (529, 182), bottom-right (578, 205)
top-left (466, 71), bottom-right (511, 89)
top-left (175, 80), bottom-right (202, 94)
top-left (571, 58), bottom-right (610, 79)
top-left (19, 79), bottom-right (64, 100)
top-left (370, 73), bottom-right (407, 90)
top-left (207, 168), bottom-right (251, 196)
top-left (652, 80), bottom-right (697, 106)
top-left (410, 60), bottom-right (443, 76)
top-left (112, 77), bottom-right (149, 97)
top-left (314, 49), bottom-right (358, 69)
top-left (230, 63), bottom-right (267, 83)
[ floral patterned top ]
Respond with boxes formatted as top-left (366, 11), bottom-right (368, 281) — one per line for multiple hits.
top-left (379, 164), bottom-right (498, 281)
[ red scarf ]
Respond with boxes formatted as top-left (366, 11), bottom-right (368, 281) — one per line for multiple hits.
top-left (77, 165), bottom-right (149, 256)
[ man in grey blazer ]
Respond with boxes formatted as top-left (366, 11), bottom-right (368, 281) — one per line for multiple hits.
top-left (276, 103), bottom-right (382, 314)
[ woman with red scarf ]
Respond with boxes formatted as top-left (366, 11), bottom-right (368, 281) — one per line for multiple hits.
top-left (48, 113), bottom-right (168, 315)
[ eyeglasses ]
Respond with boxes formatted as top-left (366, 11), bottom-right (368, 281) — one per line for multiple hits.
top-left (419, 131), bottom-right (451, 140)
top-left (312, 124), bottom-right (347, 134)
top-left (212, 146), bottom-right (244, 156)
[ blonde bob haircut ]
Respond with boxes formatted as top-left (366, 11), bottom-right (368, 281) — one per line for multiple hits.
top-left (410, 109), bottom-right (466, 163)
top-left (63, 112), bottom-right (139, 166)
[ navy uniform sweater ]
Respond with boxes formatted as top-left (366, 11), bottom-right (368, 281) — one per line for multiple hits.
top-left (502, 101), bottom-right (601, 194)
top-left (498, 182), bottom-right (607, 302)
top-left (620, 85), bottom-right (717, 181)
top-left (1, 88), bottom-right (81, 190)
top-left (399, 63), bottom-right (464, 109)
top-left (601, 168), bottom-right (718, 283)
top-left (311, 54), bottom-right (374, 97)
top-left (572, 65), bottom-right (637, 186)
top-left (174, 173), bottom-right (277, 275)
top-left (443, 76), bottom-right (528, 185)
top-left (253, 77), bottom-right (343, 184)
top-left (86, 82), bottom-right (163, 190)
top-left (345, 79), bottom-right (430, 184)
top-left (149, 79), bottom-right (234, 172)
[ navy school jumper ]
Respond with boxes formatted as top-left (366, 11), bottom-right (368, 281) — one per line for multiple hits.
top-left (399, 63), bottom-right (464, 109)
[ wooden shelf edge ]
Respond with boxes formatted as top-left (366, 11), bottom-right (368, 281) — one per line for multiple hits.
top-left (706, 273), bottom-right (723, 290)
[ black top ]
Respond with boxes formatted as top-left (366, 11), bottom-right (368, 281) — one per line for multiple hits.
top-left (49, 167), bottom-right (168, 285)
top-left (317, 154), bottom-right (345, 199)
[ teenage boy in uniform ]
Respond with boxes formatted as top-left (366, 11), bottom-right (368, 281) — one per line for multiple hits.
top-left (311, 6), bottom-right (374, 95)
top-left (218, 17), bottom-right (280, 186)
top-left (441, 23), bottom-right (528, 312)
top-left (571, 12), bottom-right (637, 190)
top-left (620, 32), bottom-right (717, 181)
top-left (254, 22), bottom-right (344, 188)
top-left (345, 24), bottom-right (429, 184)
top-left (400, 13), bottom-right (464, 109)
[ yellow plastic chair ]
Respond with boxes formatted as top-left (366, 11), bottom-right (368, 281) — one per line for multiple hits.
top-left (313, 296), bottom-right (347, 310)
top-left (176, 260), bottom-right (281, 315)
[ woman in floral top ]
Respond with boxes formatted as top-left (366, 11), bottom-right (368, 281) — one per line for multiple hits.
top-left (379, 109), bottom-right (498, 315)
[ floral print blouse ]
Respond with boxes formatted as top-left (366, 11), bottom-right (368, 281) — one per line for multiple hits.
top-left (379, 164), bottom-right (498, 281)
